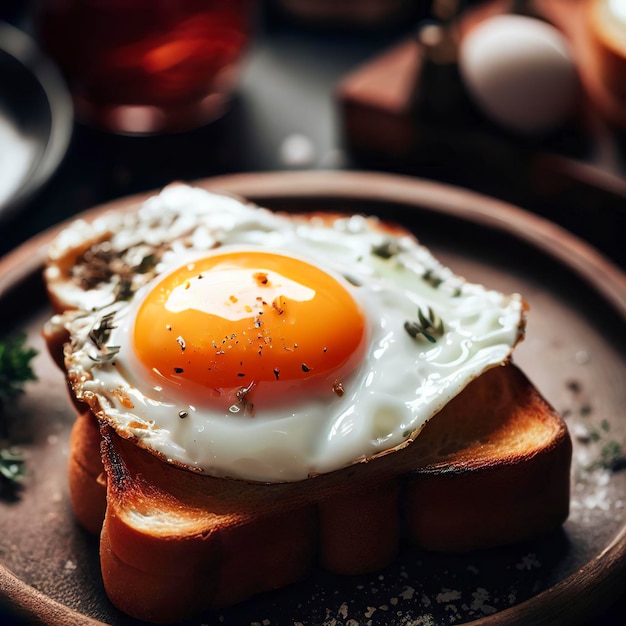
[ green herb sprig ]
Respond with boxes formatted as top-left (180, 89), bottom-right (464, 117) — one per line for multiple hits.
top-left (1, 333), bottom-right (37, 491)
top-left (404, 306), bottom-right (445, 343)
top-left (0, 333), bottom-right (37, 410)
top-left (0, 448), bottom-right (26, 484)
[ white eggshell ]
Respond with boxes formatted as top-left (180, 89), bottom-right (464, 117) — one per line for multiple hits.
top-left (459, 15), bottom-right (579, 133)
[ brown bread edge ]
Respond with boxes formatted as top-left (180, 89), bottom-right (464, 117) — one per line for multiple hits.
top-left (70, 363), bottom-right (572, 623)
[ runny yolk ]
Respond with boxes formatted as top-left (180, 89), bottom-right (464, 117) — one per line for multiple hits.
top-left (133, 250), bottom-right (366, 406)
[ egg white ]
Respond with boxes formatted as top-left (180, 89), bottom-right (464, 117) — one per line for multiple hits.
top-left (60, 185), bottom-right (525, 482)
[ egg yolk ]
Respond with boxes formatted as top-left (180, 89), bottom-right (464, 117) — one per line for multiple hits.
top-left (133, 250), bottom-right (366, 407)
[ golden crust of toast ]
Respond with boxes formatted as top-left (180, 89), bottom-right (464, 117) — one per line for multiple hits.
top-left (61, 363), bottom-right (570, 623)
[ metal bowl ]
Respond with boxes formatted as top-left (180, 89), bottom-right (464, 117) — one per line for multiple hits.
top-left (0, 21), bottom-right (73, 223)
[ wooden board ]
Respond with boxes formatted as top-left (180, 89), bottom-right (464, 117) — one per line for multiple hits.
top-left (338, 0), bottom-right (626, 148)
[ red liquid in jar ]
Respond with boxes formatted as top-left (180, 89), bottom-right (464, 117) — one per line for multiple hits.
top-left (38, 0), bottom-right (253, 133)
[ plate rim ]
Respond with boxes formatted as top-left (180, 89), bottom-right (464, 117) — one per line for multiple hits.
top-left (1, 170), bottom-right (625, 626)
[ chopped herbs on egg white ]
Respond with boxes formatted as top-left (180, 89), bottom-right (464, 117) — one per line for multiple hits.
top-left (87, 311), bottom-right (122, 363)
top-left (88, 311), bottom-right (117, 349)
top-left (371, 239), bottom-right (403, 259)
top-left (404, 306), bottom-right (445, 343)
top-left (422, 269), bottom-right (443, 289)
top-left (74, 241), bottom-right (163, 301)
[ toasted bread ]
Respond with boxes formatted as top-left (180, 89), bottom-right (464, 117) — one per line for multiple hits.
top-left (42, 185), bottom-right (571, 623)
top-left (63, 363), bottom-right (568, 623)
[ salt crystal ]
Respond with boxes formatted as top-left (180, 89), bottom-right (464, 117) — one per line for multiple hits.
top-left (515, 553), bottom-right (541, 571)
top-left (436, 589), bottom-right (462, 603)
top-left (338, 603), bottom-right (348, 619)
top-left (399, 586), bottom-right (415, 600)
top-left (470, 588), bottom-right (497, 615)
top-left (575, 350), bottom-right (591, 364)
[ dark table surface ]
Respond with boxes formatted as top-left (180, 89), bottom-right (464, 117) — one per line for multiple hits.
top-left (1, 2), bottom-right (625, 624)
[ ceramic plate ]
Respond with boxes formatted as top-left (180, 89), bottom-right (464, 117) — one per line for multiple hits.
top-left (1, 171), bottom-right (625, 625)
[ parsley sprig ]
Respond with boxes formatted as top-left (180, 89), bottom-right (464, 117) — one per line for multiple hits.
top-left (0, 334), bottom-right (37, 408)
top-left (0, 448), bottom-right (26, 484)
top-left (1, 333), bottom-right (37, 491)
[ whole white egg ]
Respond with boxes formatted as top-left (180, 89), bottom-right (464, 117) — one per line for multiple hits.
top-left (459, 14), bottom-right (580, 133)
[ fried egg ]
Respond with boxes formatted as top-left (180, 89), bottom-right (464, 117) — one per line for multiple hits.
top-left (55, 184), bottom-right (526, 482)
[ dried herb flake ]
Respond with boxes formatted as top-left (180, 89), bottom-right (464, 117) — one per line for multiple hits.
top-left (404, 306), bottom-right (445, 343)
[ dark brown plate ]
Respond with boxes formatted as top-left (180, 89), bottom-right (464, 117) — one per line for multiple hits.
top-left (1, 171), bottom-right (625, 626)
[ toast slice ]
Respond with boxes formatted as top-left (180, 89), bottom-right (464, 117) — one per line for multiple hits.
top-left (60, 362), bottom-right (570, 623)
top-left (41, 185), bottom-right (571, 622)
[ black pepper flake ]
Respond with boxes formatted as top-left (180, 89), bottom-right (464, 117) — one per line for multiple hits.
top-left (272, 297), bottom-right (285, 315)
top-left (273, 368), bottom-right (280, 380)
top-left (237, 372), bottom-right (245, 377)
top-left (567, 380), bottom-right (582, 394)
top-left (174, 367), bottom-right (184, 374)
top-left (253, 271), bottom-right (269, 285)
top-left (301, 363), bottom-right (310, 373)
top-left (332, 380), bottom-right (345, 397)
top-left (179, 410), bottom-right (188, 419)
top-left (177, 336), bottom-right (186, 351)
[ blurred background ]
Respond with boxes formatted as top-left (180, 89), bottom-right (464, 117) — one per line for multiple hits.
top-left (0, 0), bottom-right (625, 266)
top-left (0, 1), bottom-right (625, 623)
